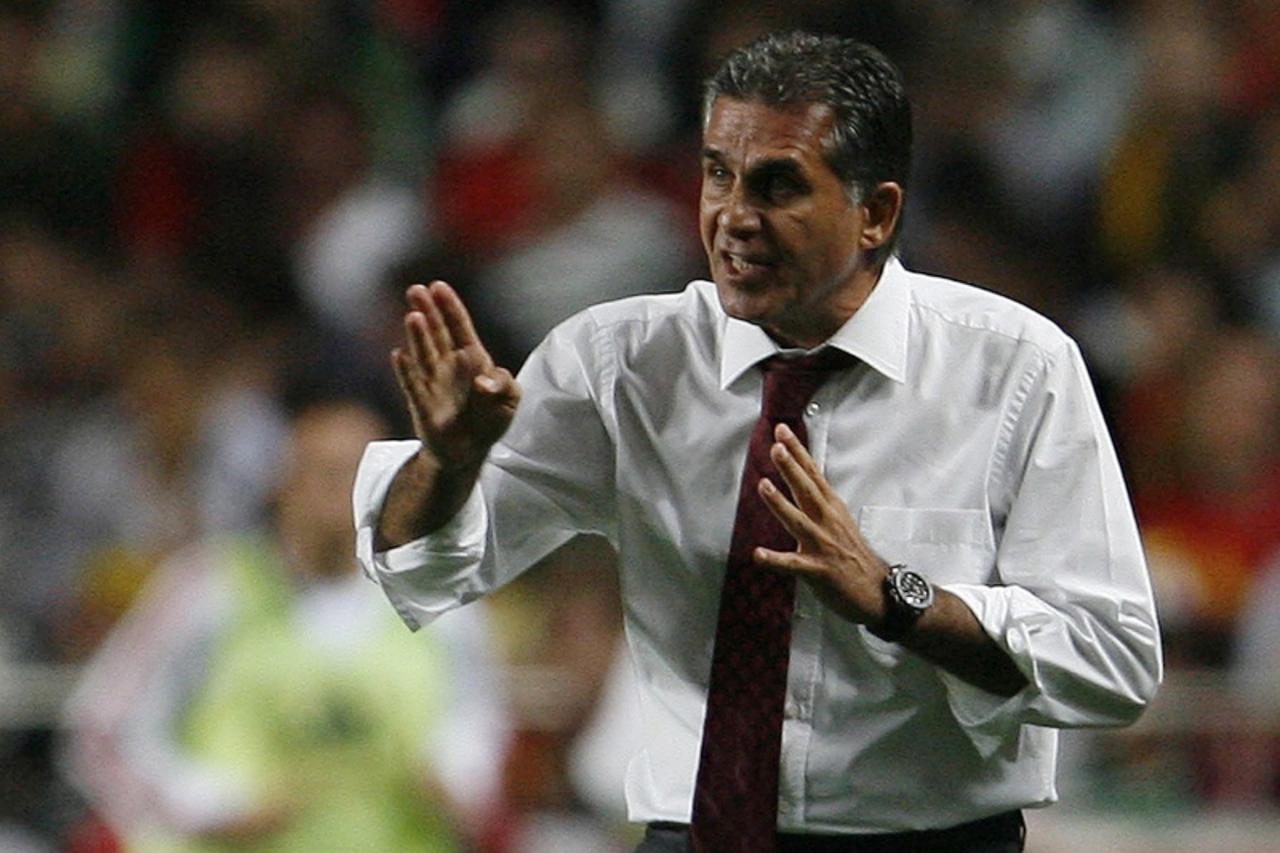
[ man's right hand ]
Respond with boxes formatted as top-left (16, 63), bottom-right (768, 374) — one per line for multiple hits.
top-left (377, 281), bottom-right (520, 548)
top-left (392, 281), bottom-right (520, 470)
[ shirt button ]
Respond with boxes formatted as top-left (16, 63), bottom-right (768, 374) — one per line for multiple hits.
top-left (805, 401), bottom-right (821, 417)
top-left (784, 698), bottom-right (799, 719)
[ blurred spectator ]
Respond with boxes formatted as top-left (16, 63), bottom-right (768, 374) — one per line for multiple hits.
top-left (0, 219), bottom-right (133, 657)
top-left (469, 98), bottom-right (700, 363)
top-left (1199, 112), bottom-right (1280, 338)
top-left (486, 540), bottom-right (631, 852)
top-left (1076, 264), bottom-right (1226, 491)
top-left (0, 0), bottom-right (1271, 846)
top-left (1225, 548), bottom-right (1280, 806)
top-left (979, 0), bottom-right (1138, 274)
top-left (427, 0), bottom-right (700, 367)
top-left (1221, 0), bottom-right (1280, 119)
top-left (62, 398), bottom-right (510, 852)
top-left (1094, 0), bottom-right (1247, 277)
top-left (281, 86), bottom-right (429, 341)
top-left (114, 12), bottom-right (296, 318)
top-left (904, 146), bottom-right (1072, 320)
top-left (0, 1), bottom-right (114, 250)
top-left (36, 293), bottom-right (286, 662)
top-left (1136, 328), bottom-right (1280, 667)
top-left (432, 0), bottom-right (598, 259)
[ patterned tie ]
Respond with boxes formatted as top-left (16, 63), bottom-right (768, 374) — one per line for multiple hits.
top-left (691, 350), bottom-right (851, 852)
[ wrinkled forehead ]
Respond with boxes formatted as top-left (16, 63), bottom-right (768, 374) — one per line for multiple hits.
top-left (706, 98), bottom-right (834, 153)
top-left (702, 97), bottom-right (837, 168)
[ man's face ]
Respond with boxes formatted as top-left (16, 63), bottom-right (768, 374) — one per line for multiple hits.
top-left (700, 97), bottom-right (871, 347)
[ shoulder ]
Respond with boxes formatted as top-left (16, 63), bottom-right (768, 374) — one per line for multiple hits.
top-left (902, 265), bottom-right (1074, 362)
top-left (580, 280), bottom-right (721, 333)
top-left (544, 280), bottom-right (723, 362)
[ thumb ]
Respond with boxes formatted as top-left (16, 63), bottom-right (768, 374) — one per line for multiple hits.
top-left (475, 368), bottom-right (521, 405)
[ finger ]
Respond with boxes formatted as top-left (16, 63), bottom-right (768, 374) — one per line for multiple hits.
top-left (752, 546), bottom-right (825, 575)
top-left (757, 476), bottom-right (818, 542)
top-left (774, 423), bottom-right (836, 498)
top-left (405, 283), bottom-right (433, 312)
top-left (769, 440), bottom-right (826, 514)
top-left (404, 311), bottom-right (439, 370)
top-left (391, 348), bottom-right (429, 435)
top-left (432, 281), bottom-right (491, 364)
top-left (418, 286), bottom-right (455, 357)
top-left (475, 367), bottom-right (521, 407)
top-left (391, 348), bottom-right (428, 405)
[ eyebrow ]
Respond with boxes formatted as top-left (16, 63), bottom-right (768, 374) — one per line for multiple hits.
top-left (701, 148), bottom-right (808, 179)
top-left (750, 158), bottom-right (806, 182)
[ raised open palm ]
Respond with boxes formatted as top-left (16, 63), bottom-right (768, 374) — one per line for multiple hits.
top-left (391, 281), bottom-right (521, 471)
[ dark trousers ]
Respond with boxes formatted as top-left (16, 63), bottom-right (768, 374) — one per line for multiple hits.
top-left (635, 811), bottom-right (1025, 852)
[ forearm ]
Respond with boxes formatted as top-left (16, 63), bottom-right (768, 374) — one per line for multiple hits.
top-left (375, 448), bottom-right (484, 550)
top-left (895, 588), bottom-right (1027, 697)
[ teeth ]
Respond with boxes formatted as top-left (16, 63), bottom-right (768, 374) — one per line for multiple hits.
top-left (731, 255), bottom-right (752, 273)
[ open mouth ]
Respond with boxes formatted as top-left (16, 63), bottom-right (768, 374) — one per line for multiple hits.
top-left (722, 251), bottom-right (776, 276)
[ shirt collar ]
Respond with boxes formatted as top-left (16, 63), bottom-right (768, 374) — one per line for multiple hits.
top-left (719, 256), bottom-right (911, 389)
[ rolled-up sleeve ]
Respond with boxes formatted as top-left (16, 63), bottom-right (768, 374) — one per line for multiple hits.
top-left (352, 313), bottom-right (617, 630)
top-left (940, 340), bottom-right (1162, 750)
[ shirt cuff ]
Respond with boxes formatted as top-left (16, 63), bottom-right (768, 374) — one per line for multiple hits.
top-left (353, 440), bottom-right (490, 630)
top-left (378, 485), bottom-right (487, 574)
top-left (354, 439), bottom-right (421, 583)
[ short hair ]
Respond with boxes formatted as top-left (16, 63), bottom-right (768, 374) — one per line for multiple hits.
top-left (703, 31), bottom-right (913, 262)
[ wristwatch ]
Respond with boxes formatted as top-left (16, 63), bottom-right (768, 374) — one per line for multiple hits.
top-left (869, 564), bottom-right (934, 642)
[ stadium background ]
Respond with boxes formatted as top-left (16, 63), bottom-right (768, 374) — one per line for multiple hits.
top-left (1, 0), bottom-right (1279, 850)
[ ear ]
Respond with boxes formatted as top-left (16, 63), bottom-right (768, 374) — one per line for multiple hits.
top-left (857, 182), bottom-right (905, 251)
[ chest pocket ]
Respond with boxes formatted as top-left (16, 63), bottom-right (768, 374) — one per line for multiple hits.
top-left (856, 506), bottom-right (997, 587)
top-left (853, 506), bottom-right (998, 666)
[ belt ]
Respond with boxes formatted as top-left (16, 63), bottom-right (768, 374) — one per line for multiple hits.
top-left (647, 810), bottom-right (1025, 852)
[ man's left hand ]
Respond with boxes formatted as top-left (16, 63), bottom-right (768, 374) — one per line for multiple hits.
top-left (752, 422), bottom-right (890, 626)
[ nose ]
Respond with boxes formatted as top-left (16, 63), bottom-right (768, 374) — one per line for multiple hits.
top-left (717, 186), bottom-right (762, 238)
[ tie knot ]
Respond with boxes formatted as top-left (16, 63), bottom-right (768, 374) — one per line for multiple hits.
top-left (760, 348), bottom-right (853, 375)
top-left (758, 349), bottom-right (852, 421)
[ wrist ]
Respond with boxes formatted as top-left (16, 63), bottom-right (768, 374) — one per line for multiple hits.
top-left (420, 439), bottom-right (488, 478)
top-left (868, 564), bottom-right (934, 642)
top-left (376, 448), bottom-right (485, 550)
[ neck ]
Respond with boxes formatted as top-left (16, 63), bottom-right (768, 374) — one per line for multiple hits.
top-left (766, 261), bottom-right (885, 349)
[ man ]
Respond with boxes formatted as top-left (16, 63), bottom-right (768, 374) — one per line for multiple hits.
top-left (354, 31), bottom-right (1161, 852)
top-left (65, 398), bottom-right (509, 852)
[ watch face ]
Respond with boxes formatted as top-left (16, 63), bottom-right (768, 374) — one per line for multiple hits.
top-left (894, 569), bottom-right (934, 610)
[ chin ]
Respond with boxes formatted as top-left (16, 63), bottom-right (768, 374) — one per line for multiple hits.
top-left (716, 276), bottom-right (768, 315)
top-left (714, 284), bottom-right (809, 346)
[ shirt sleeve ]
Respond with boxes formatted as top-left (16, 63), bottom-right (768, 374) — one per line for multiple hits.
top-left (352, 312), bottom-right (617, 630)
top-left (939, 339), bottom-right (1163, 754)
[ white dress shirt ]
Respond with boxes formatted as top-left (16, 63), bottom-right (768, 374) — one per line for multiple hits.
top-left (353, 259), bottom-right (1162, 833)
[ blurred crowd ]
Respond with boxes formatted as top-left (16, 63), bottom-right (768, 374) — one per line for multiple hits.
top-left (1, 0), bottom-right (1279, 850)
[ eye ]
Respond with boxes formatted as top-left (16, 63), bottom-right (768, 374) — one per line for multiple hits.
top-left (705, 163), bottom-right (732, 185)
top-left (765, 173), bottom-right (804, 203)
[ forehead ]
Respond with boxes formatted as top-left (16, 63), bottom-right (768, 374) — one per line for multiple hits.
top-left (703, 97), bottom-right (836, 167)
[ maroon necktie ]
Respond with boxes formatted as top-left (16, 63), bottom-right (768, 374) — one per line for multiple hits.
top-left (691, 350), bottom-right (850, 852)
